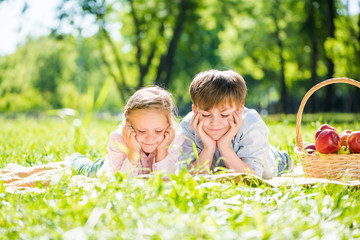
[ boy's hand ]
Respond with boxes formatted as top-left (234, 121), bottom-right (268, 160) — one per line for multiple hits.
top-left (156, 126), bottom-right (175, 162)
top-left (217, 110), bottom-right (243, 151)
top-left (191, 112), bottom-right (216, 152)
top-left (123, 125), bottom-right (141, 166)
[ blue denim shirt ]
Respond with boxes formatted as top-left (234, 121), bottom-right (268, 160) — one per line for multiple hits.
top-left (178, 107), bottom-right (277, 179)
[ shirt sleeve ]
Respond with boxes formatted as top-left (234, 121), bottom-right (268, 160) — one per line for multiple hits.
top-left (119, 157), bottom-right (139, 177)
top-left (234, 120), bottom-right (271, 178)
top-left (152, 134), bottom-right (185, 174)
top-left (106, 129), bottom-right (134, 175)
top-left (178, 115), bottom-right (202, 170)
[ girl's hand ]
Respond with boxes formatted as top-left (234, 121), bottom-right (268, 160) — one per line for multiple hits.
top-left (217, 110), bottom-right (243, 152)
top-left (191, 112), bottom-right (216, 152)
top-left (157, 126), bottom-right (175, 152)
top-left (156, 126), bottom-right (175, 162)
top-left (123, 125), bottom-right (141, 166)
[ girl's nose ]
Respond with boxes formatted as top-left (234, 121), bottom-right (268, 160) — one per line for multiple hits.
top-left (145, 133), bottom-right (155, 141)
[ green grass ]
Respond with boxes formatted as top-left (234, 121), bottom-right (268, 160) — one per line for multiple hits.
top-left (1, 114), bottom-right (360, 239)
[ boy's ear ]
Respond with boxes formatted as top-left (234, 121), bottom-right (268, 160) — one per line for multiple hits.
top-left (238, 105), bottom-right (245, 115)
top-left (192, 104), bottom-right (196, 113)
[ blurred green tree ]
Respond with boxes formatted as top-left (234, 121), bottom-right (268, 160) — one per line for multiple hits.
top-left (0, 36), bottom-right (115, 112)
top-left (324, 2), bottom-right (360, 112)
top-left (0, 0), bottom-right (359, 113)
top-left (55, 0), bottom-right (201, 103)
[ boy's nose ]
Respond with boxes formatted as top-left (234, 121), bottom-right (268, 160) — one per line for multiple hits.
top-left (209, 116), bottom-right (221, 125)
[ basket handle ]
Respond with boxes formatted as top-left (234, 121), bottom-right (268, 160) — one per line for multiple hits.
top-left (295, 77), bottom-right (360, 153)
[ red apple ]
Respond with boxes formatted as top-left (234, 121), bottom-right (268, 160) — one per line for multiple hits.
top-left (315, 129), bottom-right (341, 154)
top-left (348, 131), bottom-right (360, 153)
top-left (340, 130), bottom-right (352, 146)
top-left (304, 144), bottom-right (316, 154)
top-left (315, 124), bottom-right (338, 140)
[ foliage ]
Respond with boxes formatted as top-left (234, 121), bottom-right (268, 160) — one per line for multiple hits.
top-left (54, 0), bottom-right (206, 101)
top-left (0, 115), bottom-right (360, 239)
top-left (0, 36), bottom-right (121, 113)
top-left (0, 0), bottom-right (359, 114)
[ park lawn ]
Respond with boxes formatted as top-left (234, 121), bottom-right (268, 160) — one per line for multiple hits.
top-left (0, 115), bottom-right (360, 239)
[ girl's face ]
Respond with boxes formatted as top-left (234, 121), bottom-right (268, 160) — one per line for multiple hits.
top-left (127, 109), bottom-right (169, 154)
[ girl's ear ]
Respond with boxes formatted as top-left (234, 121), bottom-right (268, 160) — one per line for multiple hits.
top-left (125, 120), bottom-right (130, 126)
top-left (192, 104), bottom-right (196, 113)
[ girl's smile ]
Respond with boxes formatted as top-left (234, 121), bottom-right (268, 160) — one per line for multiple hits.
top-left (128, 109), bottom-right (169, 153)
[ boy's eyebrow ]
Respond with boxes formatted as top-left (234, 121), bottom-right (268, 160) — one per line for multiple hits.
top-left (220, 108), bottom-right (233, 112)
top-left (196, 109), bottom-right (209, 113)
top-left (198, 107), bottom-right (234, 111)
top-left (216, 107), bottom-right (236, 113)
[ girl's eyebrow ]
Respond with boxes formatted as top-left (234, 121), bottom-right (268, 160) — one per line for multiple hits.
top-left (135, 127), bottom-right (166, 131)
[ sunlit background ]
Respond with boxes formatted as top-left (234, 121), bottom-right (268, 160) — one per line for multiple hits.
top-left (0, 0), bottom-right (359, 115)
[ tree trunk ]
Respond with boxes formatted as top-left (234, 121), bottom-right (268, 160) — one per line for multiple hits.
top-left (309, 1), bottom-right (319, 113)
top-left (310, 36), bottom-right (319, 113)
top-left (98, 27), bottom-right (128, 103)
top-left (279, 44), bottom-right (287, 113)
top-left (155, 0), bottom-right (187, 88)
top-left (272, 9), bottom-right (287, 114)
top-left (324, 0), bottom-right (336, 112)
top-left (355, 6), bottom-right (360, 112)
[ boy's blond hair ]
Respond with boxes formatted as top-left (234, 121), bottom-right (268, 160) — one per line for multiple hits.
top-left (189, 69), bottom-right (247, 110)
top-left (124, 86), bottom-right (177, 126)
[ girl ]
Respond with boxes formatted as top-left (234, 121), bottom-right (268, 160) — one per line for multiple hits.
top-left (69, 86), bottom-right (184, 177)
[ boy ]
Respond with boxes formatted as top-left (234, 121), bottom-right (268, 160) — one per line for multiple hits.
top-left (179, 69), bottom-right (292, 179)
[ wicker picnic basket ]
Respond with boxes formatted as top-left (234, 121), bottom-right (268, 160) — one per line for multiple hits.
top-left (295, 77), bottom-right (360, 180)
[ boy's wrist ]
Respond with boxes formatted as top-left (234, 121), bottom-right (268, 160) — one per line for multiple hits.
top-left (218, 145), bottom-right (233, 155)
top-left (202, 146), bottom-right (216, 156)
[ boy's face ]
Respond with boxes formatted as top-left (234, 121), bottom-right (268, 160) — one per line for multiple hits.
top-left (193, 103), bottom-right (244, 141)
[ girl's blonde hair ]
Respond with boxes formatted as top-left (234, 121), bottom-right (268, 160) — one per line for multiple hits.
top-left (124, 86), bottom-right (177, 126)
